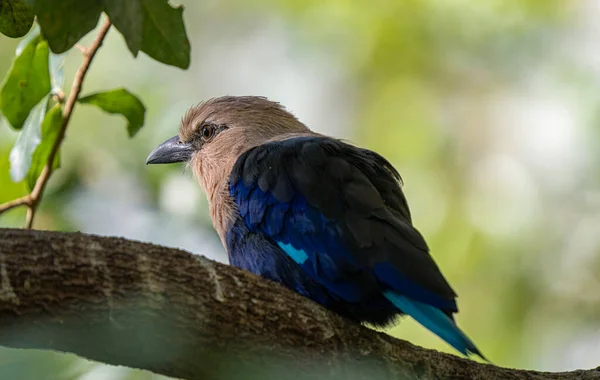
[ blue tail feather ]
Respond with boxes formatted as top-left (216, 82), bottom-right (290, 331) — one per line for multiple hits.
top-left (383, 290), bottom-right (486, 360)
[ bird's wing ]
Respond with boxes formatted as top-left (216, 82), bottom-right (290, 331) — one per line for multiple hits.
top-left (229, 136), bottom-right (457, 312)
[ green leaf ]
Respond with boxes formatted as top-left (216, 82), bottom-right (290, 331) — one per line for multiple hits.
top-left (15, 20), bottom-right (39, 53)
top-left (139, 0), bottom-right (190, 69)
top-left (78, 88), bottom-right (146, 137)
top-left (9, 94), bottom-right (47, 183)
top-left (103, 0), bottom-right (142, 56)
top-left (0, 0), bottom-right (34, 38)
top-left (0, 36), bottom-right (51, 130)
top-left (100, 0), bottom-right (190, 68)
top-left (26, 103), bottom-right (62, 190)
top-left (26, 0), bottom-right (102, 54)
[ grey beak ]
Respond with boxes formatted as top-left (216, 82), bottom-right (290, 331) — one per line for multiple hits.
top-left (146, 135), bottom-right (194, 165)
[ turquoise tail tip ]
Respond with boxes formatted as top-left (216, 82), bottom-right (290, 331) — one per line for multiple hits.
top-left (383, 290), bottom-right (488, 361)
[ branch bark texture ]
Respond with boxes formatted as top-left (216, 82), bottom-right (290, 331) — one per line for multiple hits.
top-left (0, 228), bottom-right (597, 380)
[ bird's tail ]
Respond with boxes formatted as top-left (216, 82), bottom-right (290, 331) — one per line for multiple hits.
top-left (383, 290), bottom-right (486, 361)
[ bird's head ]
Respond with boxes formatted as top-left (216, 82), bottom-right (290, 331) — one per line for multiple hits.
top-left (146, 95), bottom-right (310, 198)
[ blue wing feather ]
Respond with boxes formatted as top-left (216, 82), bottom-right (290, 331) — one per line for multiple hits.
top-left (374, 263), bottom-right (458, 311)
top-left (277, 242), bottom-right (308, 264)
top-left (234, 179), bottom-right (452, 308)
top-left (228, 136), bottom-right (484, 359)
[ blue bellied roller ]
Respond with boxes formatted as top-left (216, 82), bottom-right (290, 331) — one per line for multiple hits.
top-left (146, 96), bottom-right (485, 359)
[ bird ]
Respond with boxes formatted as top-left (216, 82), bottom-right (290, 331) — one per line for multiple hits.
top-left (146, 95), bottom-right (485, 359)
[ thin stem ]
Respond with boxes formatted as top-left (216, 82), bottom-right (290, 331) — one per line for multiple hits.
top-left (24, 207), bottom-right (34, 229)
top-left (74, 43), bottom-right (88, 55)
top-left (52, 89), bottom-right (65, 104)
top-left (0, 18), bottom-right (112, 227)
top-left (0, 195), bottom-right (31, 214)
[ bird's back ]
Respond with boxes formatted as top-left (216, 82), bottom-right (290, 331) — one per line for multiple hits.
top-left (224, 135), bottom-right (458, 326)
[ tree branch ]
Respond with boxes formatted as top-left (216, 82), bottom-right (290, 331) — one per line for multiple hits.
top-left (0, 228), bottom-right (597, 380)
top-left (0, 19), bottom-right (112, 228)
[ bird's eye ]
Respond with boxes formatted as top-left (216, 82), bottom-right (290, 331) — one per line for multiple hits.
top-left (200, 124), bottom-right (215, 141)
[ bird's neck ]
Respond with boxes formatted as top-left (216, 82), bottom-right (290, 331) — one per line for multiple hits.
top-left (196, 160), bottom-right (236, 248)
top-left (210, 187), bottom-right (236, 247)
top-left (192, 140), bottom-right (245, 248)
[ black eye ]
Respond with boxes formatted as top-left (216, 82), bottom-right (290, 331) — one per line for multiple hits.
top-left (200, 124), bottom-right (214, 141)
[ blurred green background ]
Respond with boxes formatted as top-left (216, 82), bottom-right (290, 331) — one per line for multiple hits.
top-left (2, 0), bottom-right (600, 378)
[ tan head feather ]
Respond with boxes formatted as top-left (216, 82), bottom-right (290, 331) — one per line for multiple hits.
top-left (179, 96), bottom-right (314, 246)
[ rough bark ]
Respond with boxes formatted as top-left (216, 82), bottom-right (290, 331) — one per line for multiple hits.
top-left (0, 228), bottom-right (596, 380)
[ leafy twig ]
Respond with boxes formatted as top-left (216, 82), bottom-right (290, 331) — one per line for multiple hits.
top-left (0, 18), bottom-right (112, 228)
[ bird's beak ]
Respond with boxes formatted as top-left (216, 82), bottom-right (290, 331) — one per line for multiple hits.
top-left (146, 135), bottom-right (194, 165)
